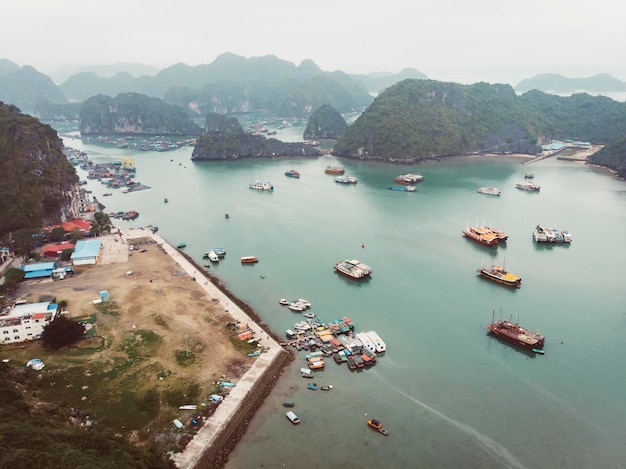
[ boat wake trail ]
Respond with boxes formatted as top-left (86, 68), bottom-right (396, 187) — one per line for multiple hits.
top-left (371, 371), bottom-right (527, 469)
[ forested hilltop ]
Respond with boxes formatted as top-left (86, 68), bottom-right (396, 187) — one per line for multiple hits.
top-left (79, 93), bottom-right (202, 135)
top-left (192, 112), bottom-right (320, 160)
top-left (0, 102), bottom-right (80, 238)
top-left (333, 79), bottom-right (626, 164)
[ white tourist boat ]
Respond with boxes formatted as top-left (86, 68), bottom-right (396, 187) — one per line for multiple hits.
top-left (477, 186), bottom-right (501, 196)
top-left (249, 180), bottom-right (274, 191)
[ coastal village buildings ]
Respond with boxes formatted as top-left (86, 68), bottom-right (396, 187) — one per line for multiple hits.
top-left (70, 239), bottom-right (102, 265)
top-left (0, 301), bottom-right (60, 344)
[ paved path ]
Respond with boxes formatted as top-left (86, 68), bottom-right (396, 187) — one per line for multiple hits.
top-left (122, 229), bottom-right (284, 469)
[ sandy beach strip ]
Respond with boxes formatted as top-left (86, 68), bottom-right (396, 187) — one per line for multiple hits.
top-left (122, 229), bottom-right (291, 469)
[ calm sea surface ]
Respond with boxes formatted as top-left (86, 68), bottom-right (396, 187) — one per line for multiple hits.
top-left (64, 134), bottom-right (626, 469)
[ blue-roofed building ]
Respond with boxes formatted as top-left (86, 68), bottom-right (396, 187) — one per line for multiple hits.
top-left (20, 262), bottom-right (57, 279)
top-left (70, 239), bottom-right (102, 265)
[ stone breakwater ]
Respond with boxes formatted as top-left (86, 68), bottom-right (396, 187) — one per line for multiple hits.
top-left (121, 230), bottom-right (291, 469)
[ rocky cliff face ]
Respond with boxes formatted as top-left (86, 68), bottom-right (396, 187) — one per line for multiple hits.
top-left (0, 102), bottom-right (80, 237)
top-left (304, 104), bottom-right (347, 139)
top-left (79, 93), bottom-right (202, 135)
top-left (191, 132), bottom-right (321, 160)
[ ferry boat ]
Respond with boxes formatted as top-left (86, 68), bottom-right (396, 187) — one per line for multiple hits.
top-left (533, 225), bottom-right (572, 243)
top-left (515, 181), bottom-right (541, 191)
top-left (335, 259), bottom-right (372, 280)
top-left (388, 185), bottom-right (416, 192)
top-left (488, 314), bottom-right (545, 352)
top-left (394, 173), bottom-right (423, 184)
top-left (463, 226), bottom-right (499, 247)
top-left (477, 186), bottom-right (501, 196)
top-left (366, 330), bottom-right (386, 353)
top-left (325, 165), bottom-right (345, 174)
top-left (477, 262), bottom-right (521, 288)
top-left (356, 332), bottom-right (377, 354)
top-left (284, 169), bottom-right (300, 178)
top-left (241, 256), bottom-right (259, 263)
top-left (334, 175), bottom-right (358, 184)
top-left (249, 180), bottom-right (274, 191)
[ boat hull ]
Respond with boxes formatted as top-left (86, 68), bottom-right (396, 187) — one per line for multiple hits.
top-left (334, 266), bottom-right (371, 280)
top-left (488, 320), bottom-right (544, 351)
top-left (477, 268), bottom-right (521, 288)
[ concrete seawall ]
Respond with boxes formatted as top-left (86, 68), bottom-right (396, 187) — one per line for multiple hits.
top-left (121, 229), bottom-right (290, 469)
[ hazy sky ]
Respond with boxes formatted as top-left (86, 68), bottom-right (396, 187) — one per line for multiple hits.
top-left (3, 0), bottom-right (625, 85)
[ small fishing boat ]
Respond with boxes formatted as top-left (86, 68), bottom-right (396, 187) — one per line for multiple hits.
top-left (279, 298), bottom-right (290, 305)
top-left (164, 198), bottom-right (168, 203)
top-left (177, 243), bottom-right (187, 249)
top-left (307, 383), bottom-right (318, 390)
top-left (288, 302), bottom-right (305, 312)
top-left (283, 401), bottom-right (295, 408)
top-left (320, 385), bottom-right (333, 391)
top-left (388, 185), bottom-right (416, 192)
top-left (225, 213), bottom-right (230, 219)
top-left (210, 248), bottom-right (226, 257)
top-left (367, 419), bottom-right (390, 436)
top-left (207, 250), bottom-right (219, 262)
top-left (285, 169), bottom-right (300, 178)
top-left (303, 312), bottom-right (316, 319)
top-left (241, 256), bottom-right (259, 263)
top-left (286, 411), bottom-right (301, 424)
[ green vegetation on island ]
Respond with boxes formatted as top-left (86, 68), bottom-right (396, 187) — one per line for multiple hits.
top-left (0, 102), bottom-right (79, 238)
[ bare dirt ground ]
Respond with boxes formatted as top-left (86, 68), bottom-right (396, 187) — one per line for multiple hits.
top-left (12, 232), bottom-right (248, 383)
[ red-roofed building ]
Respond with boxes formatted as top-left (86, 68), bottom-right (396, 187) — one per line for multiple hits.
top-left (46, 218), bottom-right (93, 237)
top-left (42, 241), bottom-right (75, 258)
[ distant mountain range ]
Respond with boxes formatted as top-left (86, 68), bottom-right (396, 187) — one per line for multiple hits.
top-left (515, 73), bottom-right (626, 93)
top-left (0, 54), bottom-right (426, 117)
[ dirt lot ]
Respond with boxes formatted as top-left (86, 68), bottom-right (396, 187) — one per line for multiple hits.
top-left (5, 232), bottom-right (254, 447)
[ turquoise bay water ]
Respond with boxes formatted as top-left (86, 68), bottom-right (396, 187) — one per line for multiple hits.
top-left (67, 138), bottom-right (626, 469)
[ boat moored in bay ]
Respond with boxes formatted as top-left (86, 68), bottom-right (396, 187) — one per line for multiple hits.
top-left (463, 226), bottom-right (499, 247)
top-left (533, 225), bottom-right (572, 243)
top-left (284, 169), bottom-right (300, 178)
top-left (334, 175), bottom-right (358, 184)
top-left (488, 312), bottom-right (545, 352)
top-left (388, 185), bottom-right (416, 192)
top-left (477, 262), bottom-right (521, 288)
top-left (249, 180), bottom-right (274, 191)
top-left (515, 181), bottom-right (541, 191)
top-left (335, 259), bottom-right (372, 280)
top-left (394, 173), bottom-right (423, 184)
top-left (325, 165), bottom-right (345, 174)
top-left (478, 186), bottom-right (501, 196)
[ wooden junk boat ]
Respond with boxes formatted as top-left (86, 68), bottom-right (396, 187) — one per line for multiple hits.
top-left (477, 262), bottom-right (521, 288)
top-left (488, 312), bottom-right (544, 353)
top-left (367, 418), bottom-right (390, 436)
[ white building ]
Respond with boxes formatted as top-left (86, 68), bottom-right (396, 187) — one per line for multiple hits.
top-left (0, 302), bottom-right (60, 344)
